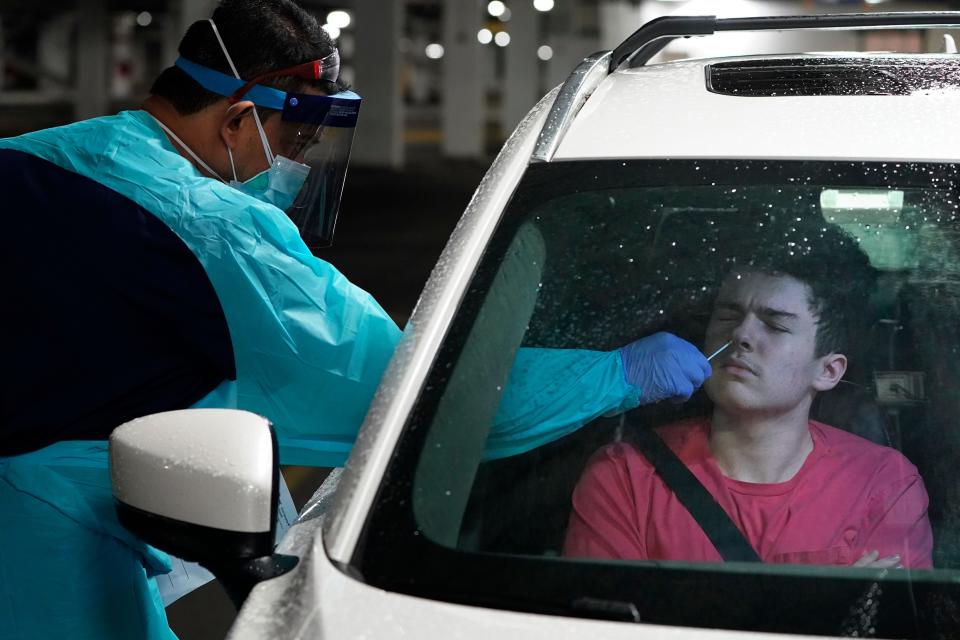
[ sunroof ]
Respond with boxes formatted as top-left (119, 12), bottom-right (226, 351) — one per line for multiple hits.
top-left (706, 57), bottom-right (960, 97)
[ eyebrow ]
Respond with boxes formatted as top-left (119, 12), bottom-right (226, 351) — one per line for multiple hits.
top-left (714, 301), bottom-right (800, 320)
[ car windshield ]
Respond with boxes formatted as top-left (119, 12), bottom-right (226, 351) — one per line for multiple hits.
top-left (357, 159), bottom-right (960, 637)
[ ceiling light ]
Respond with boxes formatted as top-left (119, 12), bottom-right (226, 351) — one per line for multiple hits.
top-left (326, 10), bottom-right (351, 29)
top-left (322, 24), bottom-right (341, 40)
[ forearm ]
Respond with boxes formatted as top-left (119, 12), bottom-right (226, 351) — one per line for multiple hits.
top-left (483, 347), bottom-right (641, 460)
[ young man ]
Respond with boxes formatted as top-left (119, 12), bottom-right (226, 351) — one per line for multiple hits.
top-left (564, 220), bottom-right (933, 568)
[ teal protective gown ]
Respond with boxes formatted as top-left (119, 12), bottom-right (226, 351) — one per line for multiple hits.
top-left (0, 111), bottom-right (640, 638)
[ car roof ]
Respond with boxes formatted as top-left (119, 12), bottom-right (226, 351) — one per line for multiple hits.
top-left (553, 53), bottom-right (960, 163)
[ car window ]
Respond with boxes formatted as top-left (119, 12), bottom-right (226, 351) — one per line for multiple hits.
top-left (357, 159), bottom-right (960, 637)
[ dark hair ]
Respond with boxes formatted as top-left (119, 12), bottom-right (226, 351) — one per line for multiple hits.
top-left (150, 0), bottom-right (345, 116)
top-left (724, 213), bottom-right (877, 357)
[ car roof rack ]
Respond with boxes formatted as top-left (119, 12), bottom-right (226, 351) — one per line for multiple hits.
top-left (531, 12), bottom-right (960, 162)
top-left (612, 12), bottom-right (960, 71)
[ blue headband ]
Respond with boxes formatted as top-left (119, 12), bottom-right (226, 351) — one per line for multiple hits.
top-left (175, 57), bottom-right (287, 110)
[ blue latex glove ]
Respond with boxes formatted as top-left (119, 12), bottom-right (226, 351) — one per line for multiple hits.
top-left (618, 332), bottom-right (712, 403)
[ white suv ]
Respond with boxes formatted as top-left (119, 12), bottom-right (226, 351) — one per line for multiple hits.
top-left (112, 12), bottom-right (960, 639)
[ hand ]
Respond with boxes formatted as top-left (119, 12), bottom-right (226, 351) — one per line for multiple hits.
top-left (852, 550), bottom-right (903, 569)
top-left (618, 332), bottom-right (712, 404)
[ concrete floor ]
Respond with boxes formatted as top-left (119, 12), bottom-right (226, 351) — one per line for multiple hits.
top-left (165, 156), bottom-right (489, 639)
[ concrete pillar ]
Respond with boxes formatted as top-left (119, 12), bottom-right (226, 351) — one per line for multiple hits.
top-left (0, 17), bottom-right (4, 92)
top-left (162, 0), bottom-right (216, 67)
top-left (352, 0), bottom-right (404, 168)
top-left (38, 13), bottom-right (74, 94)
top-left (599, 1), bottom-right (641, 50)
top-left (545, 0), bottom-right (600, 90)
top-left (176, 0), bottom-right (216, 33)
top-left (441, 0), bottom-right (484, 159)
top-left (503, 1), bottom-right (539, 134)
top-left (161, 12), bottom-right (179, 68)
top-left (76, 0), bottom-right (108, 120)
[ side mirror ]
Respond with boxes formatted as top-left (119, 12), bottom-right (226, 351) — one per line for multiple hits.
top-left (109, 409), bottom-right (297, 607)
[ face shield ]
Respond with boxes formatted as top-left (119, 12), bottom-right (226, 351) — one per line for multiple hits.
top-left (270, 90), bottom-right (360, 248)
top-left (173, 20), bottom-right (360, 248)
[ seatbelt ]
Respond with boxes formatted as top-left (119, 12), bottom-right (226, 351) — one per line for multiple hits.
top-left (632, 428), bottom-right (761, 563)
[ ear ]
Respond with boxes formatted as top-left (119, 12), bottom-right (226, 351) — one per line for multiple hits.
top-left (219, 100), bottom-right (256, 149)
top-left (812, 352), bottom-right (848, 392)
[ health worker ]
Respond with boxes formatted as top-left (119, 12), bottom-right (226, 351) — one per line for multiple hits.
top-left (0, 1), bottom-right (710, 637)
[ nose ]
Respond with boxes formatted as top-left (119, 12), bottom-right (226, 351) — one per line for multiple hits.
top-left (730, 316), bottom-right (756, 352)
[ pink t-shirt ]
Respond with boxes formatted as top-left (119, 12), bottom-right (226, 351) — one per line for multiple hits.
top-left (563, 418), bottom-right (933, 568)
